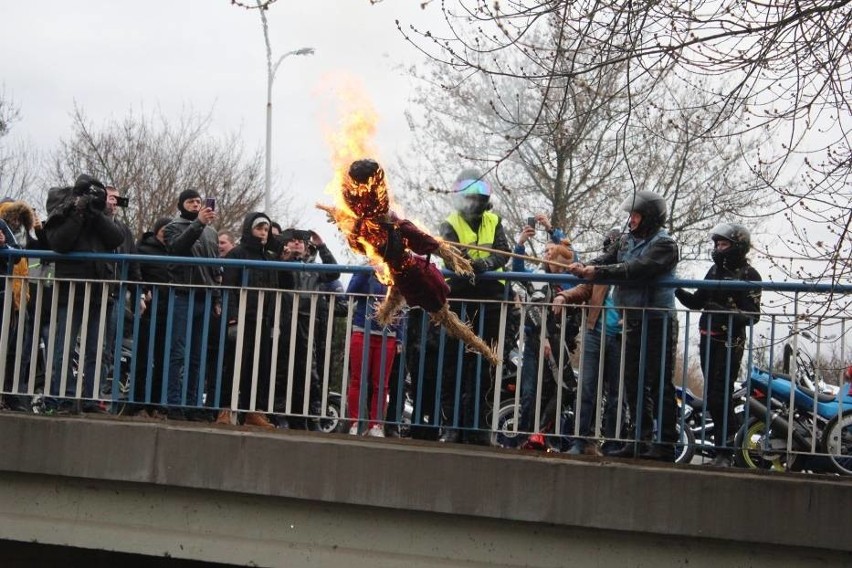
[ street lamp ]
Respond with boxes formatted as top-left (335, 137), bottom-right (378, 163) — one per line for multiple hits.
top-left (264, 46), bottom-right (315, 212)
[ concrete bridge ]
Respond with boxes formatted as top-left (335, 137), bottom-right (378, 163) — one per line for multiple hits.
top-left (1, 412), bottom-right (850, 567)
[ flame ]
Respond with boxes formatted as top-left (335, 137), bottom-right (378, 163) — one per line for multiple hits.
top-left (321, 74), bottom-right (393, 284)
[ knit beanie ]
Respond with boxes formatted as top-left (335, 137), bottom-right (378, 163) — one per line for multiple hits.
top-left (177, 189), bottom-right (201, 219)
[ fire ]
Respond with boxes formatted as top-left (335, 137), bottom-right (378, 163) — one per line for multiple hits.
top-left (321, 75), bottom-right (393, 283)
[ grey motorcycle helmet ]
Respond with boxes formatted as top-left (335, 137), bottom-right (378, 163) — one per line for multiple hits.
top-left (709, 222), bottom-right (751, 250)
top-left (619, 191), bottom-right (667, 236)
top-left (709, 222), bottom-right (751, 268)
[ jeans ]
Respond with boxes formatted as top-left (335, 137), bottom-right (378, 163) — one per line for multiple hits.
top-left (577, 329), bottom-right (623, 439)
top-left (519, 340), bottom-right (551, 433)
top-left (49, 295), bottom-right (108, 401)
top-left (166, 293), bottom-right (207, 407)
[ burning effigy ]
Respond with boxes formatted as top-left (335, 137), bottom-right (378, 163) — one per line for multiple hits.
top-left (317, 159), bottom-right (500, 365)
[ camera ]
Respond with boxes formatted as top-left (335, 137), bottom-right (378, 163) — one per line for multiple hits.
top-left (526, 216), bottom-right (537, 229)
top-left (204, 197), bottom-right (216, 211)
top-left (77, 184), bottom-right (107, 212)
top-left (281, 228), bottom-right (312, 243)
top-left (115, 196), bottom-right (130, 208)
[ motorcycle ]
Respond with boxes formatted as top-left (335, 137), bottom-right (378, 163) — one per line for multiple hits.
top-left (734, 348), bottom-right (852, 473)
top-left (675, 383), bottom-right (747, 463)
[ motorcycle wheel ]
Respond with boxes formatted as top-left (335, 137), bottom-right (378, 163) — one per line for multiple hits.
top-left (490, 403), bottom-right (528, 449)
top-left (675, 422), bottom-right (696, 464)
top-left (821, 410), bottom-right (852, 476)
top-left (733, 416), bottom-right (800, 471)
top-left (316, 394), bottom-right (342, 434)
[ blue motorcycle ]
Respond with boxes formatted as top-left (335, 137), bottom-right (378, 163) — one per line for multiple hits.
top-left (735, 350), bottom-right (852, 474)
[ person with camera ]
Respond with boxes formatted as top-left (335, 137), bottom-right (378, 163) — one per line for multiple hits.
top-left (273, 227), bottom-right (340, 429)
top-left (0, 198), bottom-right (48, 411)
top-left (163, 189), bottom-right (220, 420)
top-left (43, 174), bottom-right (126, 412)
top-left (102, 186), bottom-right (143, 398)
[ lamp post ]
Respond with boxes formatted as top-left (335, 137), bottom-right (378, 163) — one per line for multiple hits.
top-left (263, 46), bottom-right (315, 212)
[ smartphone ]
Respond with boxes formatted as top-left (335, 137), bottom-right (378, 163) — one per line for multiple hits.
top-left (526, 216), bottom-right (536, 229)
top-left (205, 197), bottom-right (216, 211)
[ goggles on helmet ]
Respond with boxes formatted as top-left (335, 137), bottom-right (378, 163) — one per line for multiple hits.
top-left (453, 178), bottom-right (492, 197)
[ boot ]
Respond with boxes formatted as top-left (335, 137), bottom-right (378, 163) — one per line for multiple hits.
top-left (607, 442), bottom-right (642, 459)
top-left (244, 412), bottom-right (276, 430)
top-left (708, 451), bottom-right (733, 468)
top-left (215, 409), bottom-right (234, 425)
top-left (639, 443), bottom-right (675, 462)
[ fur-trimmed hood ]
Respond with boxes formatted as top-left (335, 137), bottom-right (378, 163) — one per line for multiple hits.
top-left (0, 200), bottom-right (35, 232)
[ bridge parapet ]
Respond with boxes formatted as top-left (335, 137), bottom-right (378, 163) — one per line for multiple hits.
top-left (1, 413), bottom-right (850, 567)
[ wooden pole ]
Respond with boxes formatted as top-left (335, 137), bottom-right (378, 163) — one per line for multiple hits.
top-left (447, 241), bottom-right (574, 271)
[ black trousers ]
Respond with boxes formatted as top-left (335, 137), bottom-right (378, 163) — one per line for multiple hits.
top-left (699, 332), bottom-right (744, 448)
top-left (623, 315), bottom-right (678, 445)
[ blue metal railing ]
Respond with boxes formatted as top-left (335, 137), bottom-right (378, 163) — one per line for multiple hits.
top-left (1, 248), bottom-right (850, 472)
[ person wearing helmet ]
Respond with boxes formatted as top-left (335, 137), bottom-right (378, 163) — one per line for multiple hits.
top-left (567, 190), bottom-right (679, 461)
top-left (674, 222), bottom-right (762, 466)
top-left (436, 168), bottom-right (511, 444)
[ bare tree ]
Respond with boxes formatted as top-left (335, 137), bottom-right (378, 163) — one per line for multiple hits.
top-left (399, 1), bottom-right (852, 285)
top-left (51, 105), bottom-right (298, 238)
top-left (0, 88), bottom-right (41, 203)
top-left (394, 19), bottom-right (770, 262)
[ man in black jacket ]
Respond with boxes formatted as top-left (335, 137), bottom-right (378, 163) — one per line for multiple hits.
top-left (568, 190), bottom-right (680, 461)
top-left (131, 217), bottom-right (172, 418)
top-left (163, 189), bottom-right (220, 419)
top-left (220, 212), bottom-right (279, 429)
top-left (43, 174), bottom-right (125, 412)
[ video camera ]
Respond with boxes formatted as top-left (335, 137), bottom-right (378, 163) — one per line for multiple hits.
top-left (72, 176), bottom-right (107, 212)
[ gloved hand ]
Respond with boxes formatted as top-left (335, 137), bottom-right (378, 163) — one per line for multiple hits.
top-left (704, 301), bottom-right (727, 313)
top-left (471, 259), bottom-right (489, 274)
top-left (75, 195), bottom-right (92, 214)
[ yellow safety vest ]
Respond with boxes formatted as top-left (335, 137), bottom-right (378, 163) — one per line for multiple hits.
top-left (445, 211), bottom-right (505, 283)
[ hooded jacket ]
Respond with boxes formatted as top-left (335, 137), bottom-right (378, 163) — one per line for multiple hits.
top-left (0, 200), bottom-right (44, 310)
top-left (43, 197), bottom-right (126, 283)
top-left (135, 231), bottom-right (170, 285)
top-left (222, 212), bottom-right (279, 322)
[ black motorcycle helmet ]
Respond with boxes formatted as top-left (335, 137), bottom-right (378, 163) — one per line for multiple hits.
top-left (709, 222), bottom-right (751, 269)
top-left (619, 191), bottom-right (667, 238)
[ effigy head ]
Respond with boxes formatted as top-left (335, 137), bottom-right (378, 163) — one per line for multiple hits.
top-left (343, 159), bottom-right (389, 218)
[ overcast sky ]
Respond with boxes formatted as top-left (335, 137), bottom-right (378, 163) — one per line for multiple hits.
top-left (1, 0), bottom-right (441, 239)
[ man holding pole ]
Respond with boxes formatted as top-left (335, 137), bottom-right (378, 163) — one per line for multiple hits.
top-left (436, 168), bottom-right (511, 444)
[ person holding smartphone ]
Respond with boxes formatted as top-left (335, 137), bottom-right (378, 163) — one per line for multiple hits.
top-left (162, 189), bottom-right (220, 421)
top-left (515, 213), bottom-right (571, 270)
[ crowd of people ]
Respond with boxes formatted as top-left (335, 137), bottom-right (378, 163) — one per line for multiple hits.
top-left (0, 169), bottom-right (765, 464)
